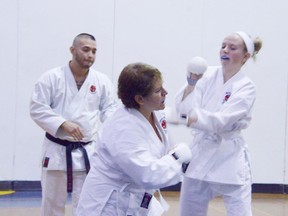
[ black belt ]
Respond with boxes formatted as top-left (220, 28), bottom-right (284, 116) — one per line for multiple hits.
top-left (45, 133), bottom-right (91, 193)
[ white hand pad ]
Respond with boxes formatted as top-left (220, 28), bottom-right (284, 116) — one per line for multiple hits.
top-left (187, 56), bottom-right (208, 76)
top-left (170, 142), bottom-right (192, 164)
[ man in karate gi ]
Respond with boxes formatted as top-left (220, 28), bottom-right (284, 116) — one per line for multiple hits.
top-left (30, 33), bottom-right (118, 216)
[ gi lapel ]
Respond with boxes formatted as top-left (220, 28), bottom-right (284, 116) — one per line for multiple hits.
top-left (203, 68), bottom-right (224, 111)
top-left (64, 66), bottom-right (91, 117)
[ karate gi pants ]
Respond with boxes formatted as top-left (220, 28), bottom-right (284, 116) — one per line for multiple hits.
top-left (41, 170), bottom-right (86, 216)
top-left (180, 177), bottom-right (252, 216)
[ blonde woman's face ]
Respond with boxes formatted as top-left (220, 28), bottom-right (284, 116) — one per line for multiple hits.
top-left (220, 34), bottom-right (249, 67)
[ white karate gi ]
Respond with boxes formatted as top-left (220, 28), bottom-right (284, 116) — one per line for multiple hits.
top-left (76, 107), bottom-right (184, 216)
top-left (175, 66), bottom-right (255, 216)
top-left (30, 64), bottom-right (118, 216)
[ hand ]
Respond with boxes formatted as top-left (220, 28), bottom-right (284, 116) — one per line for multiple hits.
top-left (187, 73), bottom-right (204, 86)
top-left (186, 56), bottom-right (207, 86)
top-left (187, 114), bottom-right (198, 127)
top-left (170, 142), bottom-right (192, 164)
top-left (60, 121), bottom-right (84, 141)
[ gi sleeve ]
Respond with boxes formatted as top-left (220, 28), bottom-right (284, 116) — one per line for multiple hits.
top-left (175, 68), bottom-right (211, 118)
top-left (29, 71), bottom-right (66, 136)
top-left (175, 83), bottom-right (194, 115)
top-left (192, 79), bottom-right (256, 133)
top-left (98, 74), bottom-right (118, 122)
top-left (106, 129), bottom-right (183, 190)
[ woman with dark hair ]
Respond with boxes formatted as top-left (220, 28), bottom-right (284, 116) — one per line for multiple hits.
top-left (77, 63), bottom-right (191, 216)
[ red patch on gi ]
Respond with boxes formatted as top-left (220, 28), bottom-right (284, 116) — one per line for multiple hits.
top-left (224, 92), bottom-right (231, 102)
top-left (161, 119), bottom-right (167, 129)
top-left (90, 85), bottom-right (96, 93)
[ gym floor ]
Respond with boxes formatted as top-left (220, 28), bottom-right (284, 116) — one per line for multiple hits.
top-left (0, 191), bottom-right (287, 216)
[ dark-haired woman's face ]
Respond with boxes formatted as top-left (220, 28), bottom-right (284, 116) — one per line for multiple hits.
top-left (142, 79), bottom-right (168, 112)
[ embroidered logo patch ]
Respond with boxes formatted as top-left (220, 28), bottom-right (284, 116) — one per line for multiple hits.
top-left (159, 114), bottom-right (168, 133)
top-left (90, 85), bottom-right (96, 93)
top-left (223, 92), bottom-right (231, 103)
top-left (161, 119), bottom-right (167, 129)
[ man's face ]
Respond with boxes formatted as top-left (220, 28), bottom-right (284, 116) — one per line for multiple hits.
top-left (71, 37), bottom-right (97, 69)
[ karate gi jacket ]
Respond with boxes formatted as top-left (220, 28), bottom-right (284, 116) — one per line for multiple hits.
top-left (77, 107), bottom-right (183, 215)
top-left (30, 64), bottom-right (118, 171)
top-left (175, 66), bottom-right (256, 185)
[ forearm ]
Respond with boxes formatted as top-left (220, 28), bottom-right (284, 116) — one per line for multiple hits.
top-left (181, 85), bottom-right (195, 101)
